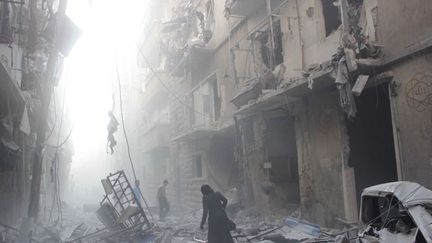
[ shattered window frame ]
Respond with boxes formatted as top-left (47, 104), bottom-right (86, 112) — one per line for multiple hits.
top-left (190, 72), bottom-right (220, 127)
top-left (258, 19), bottom-right (284, 70)
top-left (321, 0), bottom-right (342, 37)
top-left (192, 153), bottom-right (206, 179)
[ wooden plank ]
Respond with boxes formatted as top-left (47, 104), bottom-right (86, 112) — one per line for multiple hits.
top-left (352, 75), bottom-right (369, 96)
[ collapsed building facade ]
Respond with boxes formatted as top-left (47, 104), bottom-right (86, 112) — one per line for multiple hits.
top-left (137, 0), bottom-right (243, 210)
top-left (0, 1), bottom-right (77, 225)
top-left (137, 0), bottom-right (432, 226)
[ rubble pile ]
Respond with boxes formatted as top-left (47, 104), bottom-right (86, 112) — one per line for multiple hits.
top-left (5, 180), bottom-right (431, 242)
top-left (0, 171), bottom-right (358, 243)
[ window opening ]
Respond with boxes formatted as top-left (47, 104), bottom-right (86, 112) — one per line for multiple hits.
top-left (193, 154), bottom-right (204, 178)
top-left (191, 75), bottom-right (220, 126)
top-left (260, 20), bottom-right (283, 70)
top-left (322, 0), bottom-right (342, 36)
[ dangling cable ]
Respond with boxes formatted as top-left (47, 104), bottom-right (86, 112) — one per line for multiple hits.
top-left (114, 57), bottom-right (158, 226)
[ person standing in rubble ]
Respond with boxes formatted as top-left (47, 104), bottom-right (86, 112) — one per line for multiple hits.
top-left (157, 179), bottom-right (170, 221)
top-left (200, 184), bottom-right (235, 243)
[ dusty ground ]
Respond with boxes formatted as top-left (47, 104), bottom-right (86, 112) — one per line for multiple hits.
top-left (0, 203), bottom-right (355, 242)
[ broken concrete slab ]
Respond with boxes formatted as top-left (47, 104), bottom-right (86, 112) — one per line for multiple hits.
top-left (231, 78), bottom-right (262, 108)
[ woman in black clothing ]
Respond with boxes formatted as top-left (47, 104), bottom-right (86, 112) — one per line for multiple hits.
top-left (200, 185), bottom-right (234, 243)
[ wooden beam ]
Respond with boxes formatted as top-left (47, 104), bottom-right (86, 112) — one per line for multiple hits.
top-left (352, 75), bottom-right (369, 96)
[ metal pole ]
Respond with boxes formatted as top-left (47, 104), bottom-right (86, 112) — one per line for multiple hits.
top-left (266, 0), bottom-right (275, 70)
top-left (28, 0), bottom-right (68, 220)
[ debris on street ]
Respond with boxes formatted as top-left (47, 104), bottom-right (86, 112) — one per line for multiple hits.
top-left (357, 181), bottom-right (432, 243)
top-left (1, 1), bottom-right (431, 243)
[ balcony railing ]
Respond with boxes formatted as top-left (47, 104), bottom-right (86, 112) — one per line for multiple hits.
top-left (225, 0), bottom-right (264, 17)
top-left (139, 123), bottom-right (170, 153)
top-left (141, 70), bottom-right (170, 110)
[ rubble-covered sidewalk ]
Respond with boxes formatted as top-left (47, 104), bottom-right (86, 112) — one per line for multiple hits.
top-left (1, 171), bottom-right (357, 243)
top-left (9, 173), bottom-right (432, 243)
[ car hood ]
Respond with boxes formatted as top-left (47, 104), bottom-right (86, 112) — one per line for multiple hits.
top-left (362, 181), bottom-right (432, 207)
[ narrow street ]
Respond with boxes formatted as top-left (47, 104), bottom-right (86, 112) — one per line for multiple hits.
top-left (1, 0), bottom-right (432, 242)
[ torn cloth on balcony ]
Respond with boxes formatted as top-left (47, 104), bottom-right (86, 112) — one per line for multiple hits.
top-left (335, 57), bottom-right (357, 118)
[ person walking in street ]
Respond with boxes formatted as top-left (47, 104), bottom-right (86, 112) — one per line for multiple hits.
top-left (200, 184), bottom-right (235, 243)
top-left (157, 179), bottom-right (170, 221)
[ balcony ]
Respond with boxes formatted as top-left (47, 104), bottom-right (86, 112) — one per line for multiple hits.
top-left (170, 45), bottom-right (214, 77)
top-left (172, 117), bottom-right (219, 142)
top-left (139, 123), bottom-right (170, 154)
top-left (231, 78), bottom-right (262, 108)
top-left (235, 64), bottom-right (335, 117)
top-left (141, 70), bottom-right (169, 111)
top-left (225, 0), bottom-right (264, 17)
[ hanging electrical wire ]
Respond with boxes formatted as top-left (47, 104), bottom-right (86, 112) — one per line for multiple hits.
top-left (47, 76), bottom-right (69, 225)
top-left (114, 57), bottom-right (158, 225)
top-left (109, 26), bottom-right (218, 227)
top-left (131, 37), bottom-right (213, 120)
top-left (45, 125), bottom-right (74, 149)
top-left (44, 92), bottom-right (57, 142)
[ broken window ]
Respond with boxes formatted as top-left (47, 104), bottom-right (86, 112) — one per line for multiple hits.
top-left (260, 20), bottom-right (283, 70)
top-left (322, 0), bottom-right (341, 36)
top-left (193, 154), bottom-right (204, 178)
top-left (190, 74), bottom-right (220, 126)
top-left (264, 115), bottom-right (300, 203)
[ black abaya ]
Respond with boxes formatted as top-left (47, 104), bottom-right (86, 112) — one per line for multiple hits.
top-left (200, 192), bottom-right (234, 243)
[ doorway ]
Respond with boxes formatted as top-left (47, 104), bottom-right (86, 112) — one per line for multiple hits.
top-left (347, 84), bottom-right (398, 206)
top-left (264, 114), bottom-right (300, 205)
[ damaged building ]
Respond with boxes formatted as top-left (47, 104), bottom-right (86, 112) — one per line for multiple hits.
top-left (136, 0), bottom-right (432, 227)
top-left (0, 0), bottom-right (78, 225)
top-left (0, 0), bottom-right (431, 241)
top-left (136, 0), bottom-right (243, 211)
top-left (229, 0), bottom-right (432, 226)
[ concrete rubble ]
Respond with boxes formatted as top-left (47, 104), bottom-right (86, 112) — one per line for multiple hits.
top-left (3, 179), bottom-right (432, 243)
top-left (1, 0), bottom-right (432, 243)
top-left (0, 171), bottom-right (357, 243)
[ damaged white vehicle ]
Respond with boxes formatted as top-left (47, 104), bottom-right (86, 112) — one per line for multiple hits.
top-left (358, 181), bottom-right (432, 243)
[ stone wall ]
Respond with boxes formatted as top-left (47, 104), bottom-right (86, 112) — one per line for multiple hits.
top-left (166, 0), bottom-right (247, 213)
top-left (376, 0), bottom-right (432, 188)
top-left (388, 55), bottom-right (432, 187)
top-left (294, 91), bottom-right (349, 226)
top-left (238, 115), bottom-right (268, 213)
